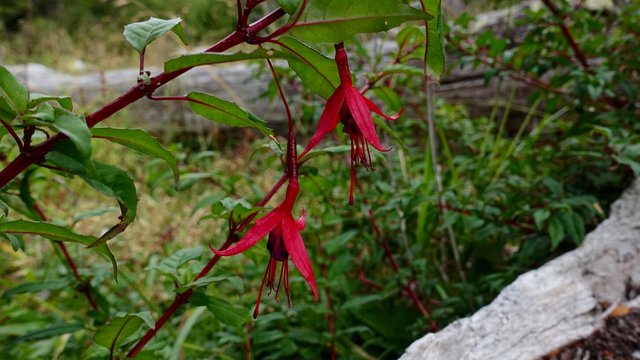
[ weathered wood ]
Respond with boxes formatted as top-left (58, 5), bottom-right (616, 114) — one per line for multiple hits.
top-left (6, 62), bottom-right (283, 134)
top-left (400, 178), bottom-right (640, 360)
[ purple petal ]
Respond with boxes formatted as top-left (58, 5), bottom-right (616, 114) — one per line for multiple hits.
top-left (363, 96), bottom-right (403, 121)
top-left (282, 216), bottom-right (318, 301)
top-left (212, 210), bottom-right (281, 256)
top-left (345, 87), bottom-right (387, 152)
top-left (299, 87), bottom-right (345, 158)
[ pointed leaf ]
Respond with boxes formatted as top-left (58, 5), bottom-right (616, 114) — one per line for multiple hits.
top-left (0, 97), bottom-right (16, 121)
top-left (46, 143), bottom-right (138, 226)
top-left (164, 48), bottom-right (272, 73)
top-left (548, 215), bottom-right (565, 250)
top-left (14, 323), bottom-right (83, 343)
top-left (52, 108), bottom-right (92, 159)
top-left (206, 296), bottom-right (248, 327)
top-left (289, 0), bottom-right (432, 44)
top-left (277, 0), bottom-right (303, 14)
top-left (88, 162), bottom-right (138, 224)
top-left (278, 37), bottom-right (339, 99)
top-left (123, 17), bottom-right (188, 53)
top-left (0, 64), bottom-right (28, 114)
top-left (178, 275), bottom-right (244, 296)
top-left (0, 232), bottom-right (23, 251)
top-left (425, 0), bottom-right (445, 81)
top-left (0, 220), bottom-right (118, 278)
top-left (92, 127), bottom-right (179, 186)
top-left (188, 92), bottom-right (272, 136)
top-left (147, 246), bottom-right (204, 283)
top-left (3, 279), bottom-right (71, 298)
top-left (28, 93), bottom-right (73, 111)
top-left (94, 312), bottom-right (153, 351)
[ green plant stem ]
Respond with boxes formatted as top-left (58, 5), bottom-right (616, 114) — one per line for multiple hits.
top-left (420, 0), bottom-right (473, 310)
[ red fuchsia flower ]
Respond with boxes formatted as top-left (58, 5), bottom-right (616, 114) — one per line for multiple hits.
top-left (211, 179), bottom-right (318, 318)
top-left (299, 43), bottom-right (401, 204)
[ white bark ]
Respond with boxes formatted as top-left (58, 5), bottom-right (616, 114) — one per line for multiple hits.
top-left (400, 179), bottom-right (640, 360)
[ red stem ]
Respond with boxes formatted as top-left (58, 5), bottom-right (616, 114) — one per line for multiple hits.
top-left (325, 286), bottom-right (336, 360)
top-left (33, 203), bottom-right (99, 310)
top-left (356, 178), bottom-right (436, 327)
top-left (127, 172), bottom-right (288, 358)
top-left (0, 9), bottom-right (286, 189)
top-left (264, 57), bottom-right (297, 180)
top-left (540, 0), bottom-right (590, 69)
top-left (0, 7), bottom-right (286, 356)
top-left (0, 118), bottom-right (24, 151)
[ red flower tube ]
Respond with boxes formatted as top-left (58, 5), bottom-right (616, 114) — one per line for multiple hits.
top-left (300, 43), bottom-right (402, 204)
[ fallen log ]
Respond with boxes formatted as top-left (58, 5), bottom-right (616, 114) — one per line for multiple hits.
top-left (400, 178), bottom-right (640, 360)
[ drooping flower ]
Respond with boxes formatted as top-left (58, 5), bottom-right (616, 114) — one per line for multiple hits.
top-left (299, 43), bottom-right (401, 204)
top-left (211, 179), bottom-right (317, 318)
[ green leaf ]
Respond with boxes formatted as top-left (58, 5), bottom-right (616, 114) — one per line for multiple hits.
top-left (164, 48), bottom-right (272, 73)
top-left (0, 220), bottom-right (118, 279)
top-left (425, 0), bottom-right (445, 81)
top-left (533, 209), bottom-right (550, 231)
top-left (0, 232), bottom-right (23, 251)
top-left (123, 17), bottom-right (188, 53)
top-left (165, 41), bottom-right (340, 100)
top-left (89, 162), bottom-right (138, 223)
top-left (277, 0), bottom-right (302, 14)
top-left (289, 0), bottom-right (431, 44)
top-left (94, 312), bottom-right (154, 350)
top-left (52, 108), bottom-right (92, 159)
top-left (46, 142), bottom-right (138, 226)
top-left (187, 92), bottom-right (272, 136)
top-left (26, 103), bottom-right (55, 123)
top-left (380, 64), bottom-right (423, 77)
top-left (561, 211), bottom-right (585, 245)
top-left (206, 296), bottom-right (248, 327)
top-left (28, 93), bottom-right (73, 111)
top-left (0, 64), bottom-right (29, 114)
top-left (0, 200), bottom-right (7, 219)
top-left (14, 323), bottom-right (83, 343)
top-left (548, 215), bottom-right (565, 250)
top-left (72, 207), bottom-right (119, 224)
top-left (0, 97), bottom-right (16, 121)
top-left (148, 246), bottom-right (204, 283)
top-left (178, 275), bottom-right (244, 296)
top-left (397, 24), bottom-right (425, 53)
top-left (278, 36), bottom-right (340, 99)
top-left (92, 127), bottom-right (179, 186)
top-left (3, 279), bottom-right (71, 298)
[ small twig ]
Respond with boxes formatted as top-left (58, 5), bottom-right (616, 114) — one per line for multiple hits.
top-left (540, 0), bottom-right (590, 69)
top-left (33, 202), bottom-right (99, 310)
top-left (420, 0), bottom-right (473, 311)
top-left (138, 49), bottom-right (146, 75)
top-left (0, 118), bottom-right (24, 152)
top-left (244, 322), bottom-right (253, 360)
top-left (127, 173), bottom-right (289, 358)
top-left (317, 239), bottom-right (336, 359)
top-left (252, 0), bottom-right (308, 42)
